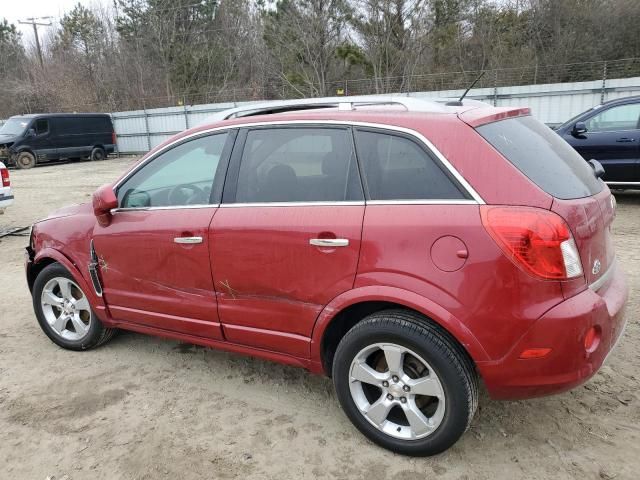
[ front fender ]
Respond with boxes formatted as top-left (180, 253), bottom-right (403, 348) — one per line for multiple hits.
top-left (33, 247), bottom-right (111, 324)
top-left (309, 285), bottom-right (490, 372)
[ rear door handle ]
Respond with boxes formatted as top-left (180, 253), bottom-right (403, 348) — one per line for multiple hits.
top-left (309, 238), bottom-right (349, 247)
top-left (174, 236), bottom-right (203, 244)
top-left (616, 138), bottom-right (636, 143)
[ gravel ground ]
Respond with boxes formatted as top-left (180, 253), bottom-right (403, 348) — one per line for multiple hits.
top-left (0, 158), bottom-right (638, 480)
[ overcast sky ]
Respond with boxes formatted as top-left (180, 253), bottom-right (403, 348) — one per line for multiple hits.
top-left (3, 0), bottom-right (96, 42)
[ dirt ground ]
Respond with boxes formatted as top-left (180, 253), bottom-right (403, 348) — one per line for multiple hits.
top-left (0, 158), bottom-right (638, 480)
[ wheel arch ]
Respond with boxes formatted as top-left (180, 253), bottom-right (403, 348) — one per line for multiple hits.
top-left (310, 286), bottom-right (489, 375)
top-left (30, 247), bottom-right (106, 312)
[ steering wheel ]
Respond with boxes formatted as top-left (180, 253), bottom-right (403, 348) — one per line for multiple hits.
top-left (167, 184), bottom-right (207, 205)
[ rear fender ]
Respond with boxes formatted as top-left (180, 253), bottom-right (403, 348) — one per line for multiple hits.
top-left (310, 285), bottom-right (490, 372)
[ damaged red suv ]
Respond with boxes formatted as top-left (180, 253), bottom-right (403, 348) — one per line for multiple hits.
top-left (26, 97), bottom-right (628, 456)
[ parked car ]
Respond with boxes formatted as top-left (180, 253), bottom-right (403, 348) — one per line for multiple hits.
top-left (556, 95), bottom-right (640, 187)
top-left (0, 113), bottom-right (116, 169)
top-left (0, 161), bottom-right (13, 213)
top-left (26, 97), bottom-right (628, 456)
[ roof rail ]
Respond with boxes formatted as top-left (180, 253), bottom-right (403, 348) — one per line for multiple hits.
top-left (201, 95), bottom-right (487, 124)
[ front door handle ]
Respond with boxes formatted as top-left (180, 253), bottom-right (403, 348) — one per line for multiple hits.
top-left (616, 137), bottom-right (636, 143)
top-left (174, 236), bottom-right (203, 244)
top-left (309, 238), bottom-right (349, 247)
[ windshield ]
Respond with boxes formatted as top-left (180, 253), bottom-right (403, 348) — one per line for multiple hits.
top-left (0, 118), bottom-right (30, 136)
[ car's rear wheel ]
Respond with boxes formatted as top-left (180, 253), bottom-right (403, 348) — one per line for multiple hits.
top-left (16, 151), bottom-right (36, 169)
top-left (332, 309), bottom-right (478, 456)
top-left (33, 263), bottom-right (116, 350)
top-left (90, 147), bottom-right (106, 161)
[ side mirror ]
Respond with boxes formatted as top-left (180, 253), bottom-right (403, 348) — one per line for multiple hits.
top-left (572, 122), bottom-right (587, 136)
top-left (26, 128), bottom-right (36, 138)
top-left (92, 183), bottom-right (118, 227)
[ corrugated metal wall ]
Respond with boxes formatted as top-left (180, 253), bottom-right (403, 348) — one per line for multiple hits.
top-left (3, 77), bottom-right (636, 154)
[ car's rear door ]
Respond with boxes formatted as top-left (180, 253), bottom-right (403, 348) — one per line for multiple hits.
top-left (209, 125), bottom-right (365, 357)
top-left (92, 130), bottom-right (235, 338)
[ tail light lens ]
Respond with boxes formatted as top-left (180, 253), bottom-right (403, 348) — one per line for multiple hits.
top-left (480, 206), bottom-right (583, 280)
top-left (112, 131), bottom-right (117, 145)
top-left (1, 167), bottom-right (9, 187)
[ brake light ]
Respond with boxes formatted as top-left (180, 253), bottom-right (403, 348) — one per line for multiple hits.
top-left (112, 131), bottom-right (117, 145)
top-left (1, 167), bottom-right (9, 187)
top-left (480, 206), bottom-right (583, 280)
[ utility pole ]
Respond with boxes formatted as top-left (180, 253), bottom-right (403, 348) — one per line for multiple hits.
top-left (18, 17), bottom-right (52, 67)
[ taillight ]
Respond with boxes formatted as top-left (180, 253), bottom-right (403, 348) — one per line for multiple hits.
top-left (480, 206), bottom-right (583, 280)
top-left (1, 167), bottom-right (9, 187)
top-left (112, 131), bottom-right (116, 145)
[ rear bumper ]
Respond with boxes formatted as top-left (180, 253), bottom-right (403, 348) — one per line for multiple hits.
top-left (478, 261), bottom-right (628, 400)
top-left (0, 191), bottom-right (13, 209)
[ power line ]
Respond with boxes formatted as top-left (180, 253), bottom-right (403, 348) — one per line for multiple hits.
top-left (18, 17), bottom-right (53, 68)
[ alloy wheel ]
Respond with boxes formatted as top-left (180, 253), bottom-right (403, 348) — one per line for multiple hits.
top-left (348, 343), bottom-right (446, 440)
top-left (40, 277), bottom-right (92, 341)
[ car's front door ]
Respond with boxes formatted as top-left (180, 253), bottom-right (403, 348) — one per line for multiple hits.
top-left (92, 130), bottom-right (235, 339)
top-left (210, 126), bottom-right (365, 357)
top-left (568, 102), bottom-right (640, 182)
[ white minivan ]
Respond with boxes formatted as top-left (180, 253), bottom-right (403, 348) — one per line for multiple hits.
top-left (0, 162), bottom-right (13, 213)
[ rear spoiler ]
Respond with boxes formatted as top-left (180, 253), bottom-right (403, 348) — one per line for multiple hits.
top-left (459, 107), bottom-right (531, 128)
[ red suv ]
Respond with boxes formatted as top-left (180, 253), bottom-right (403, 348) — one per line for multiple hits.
top-left (26, 97), bottom-right (628, 456)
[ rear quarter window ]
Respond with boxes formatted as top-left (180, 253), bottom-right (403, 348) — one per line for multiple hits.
top-left (477, 116), bottom-right (603, 200)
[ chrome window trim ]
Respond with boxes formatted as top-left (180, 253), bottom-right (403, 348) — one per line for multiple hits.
top-left (606, 181), bottom-right (640, 186)
top-left (220, 201), bottom-right (365, 208)
top-left (589, 259), bottom-right (616, 292)
top-left (113, 120), bottom-right (485, 204)
top-left (112, 204), bottom-right (219, 213)
top-left (366, 199), bottom-right (478, 205)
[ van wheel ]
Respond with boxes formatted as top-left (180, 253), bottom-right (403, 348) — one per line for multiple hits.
top-left (90, 147), bottom-right (106, 161)
top-left (16, 151), bottom-right (36, 169)
top-left (332, 310), bottom-right (478, 456)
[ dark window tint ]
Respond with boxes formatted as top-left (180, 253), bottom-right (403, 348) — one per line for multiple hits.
top-left (35, 119), bottom-right (49, 135)
top-left (354, 129), bottom-right (467, 200)
top-left (477, 116), bottom-right (602, 200)
top-left (55, 116), bottom-right (111, 133)
top-left (235, 128), bottom-right (362, 203)
top-left (117, 133), bottom-right (228, 208)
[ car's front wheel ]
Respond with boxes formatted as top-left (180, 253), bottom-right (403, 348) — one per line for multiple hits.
top-left (15, 151), bottom-right (36, 169)
top-left (332, 310), bottom-right (478, 456)
top-left (33, 263), bottom-right (116, 350)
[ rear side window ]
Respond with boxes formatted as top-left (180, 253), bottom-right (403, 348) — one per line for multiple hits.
top-left (235, 127), bottom-right (363, 203)
top-left (354, 129), bottom-right (468, 200)
top-left (477, 116), bottom-right (603, 200)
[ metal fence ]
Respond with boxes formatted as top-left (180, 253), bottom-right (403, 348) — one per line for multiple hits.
top-left (112, 75), bottom-right (640, 153)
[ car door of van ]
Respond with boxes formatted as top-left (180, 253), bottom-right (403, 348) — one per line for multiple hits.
top-left (29, 118), bottom-right (57, 162)
top-left (210, 125), bottom-right (365, 358)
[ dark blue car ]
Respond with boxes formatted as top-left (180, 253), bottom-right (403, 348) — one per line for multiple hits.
top-left (556, 95), bottom-right (640, 187)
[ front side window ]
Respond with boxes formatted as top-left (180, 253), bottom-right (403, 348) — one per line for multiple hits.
top-left (354, 129), bottom-right (468, 200)
top-left (35, 119), bottom-right (49, 135)
top-left (117, 132), bottom-right (228, 208)
top-left (585, 103), bottom-right (640, 132)
top-left (234, 127), bottom-right (362, 203)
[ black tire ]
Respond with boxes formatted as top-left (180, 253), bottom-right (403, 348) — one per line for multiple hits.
top-left (16, 151), bottom-right (36, 169)
top-left (90, 147), bottom-right (106, 161)
top-left (32, 263), bottom-right (116, 351)
top-left (332, 309), bottom-right (478, 456)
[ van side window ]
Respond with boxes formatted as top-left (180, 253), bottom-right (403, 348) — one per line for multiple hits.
top-left (35, 119), bottom-right (49, 135)
top-left (234, 128), bottom-right (363, 203)
top-left (354, 129), bottom-right (467, 200)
